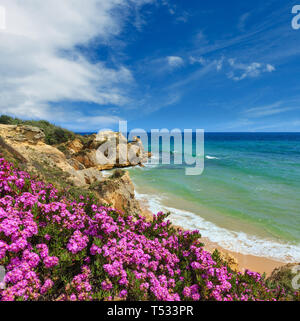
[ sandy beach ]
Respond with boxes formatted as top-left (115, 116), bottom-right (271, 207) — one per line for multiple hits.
top-left (139, 198), bottom-right (286, 276)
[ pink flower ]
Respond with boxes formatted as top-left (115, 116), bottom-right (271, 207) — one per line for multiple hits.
top-left (44, 256), bottom-right (59, 268)
top-left (101, 280), bottom-right (113, 291)
top-left (44, 234), bottom-right (51, 241)
top-left (119, 290), bottom-right (127, 298)
top-left (70, 294), bottom-right (77, 301)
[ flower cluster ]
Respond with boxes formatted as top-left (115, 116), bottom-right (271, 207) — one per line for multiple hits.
top-left (0, 158), bottom-right (298, 301)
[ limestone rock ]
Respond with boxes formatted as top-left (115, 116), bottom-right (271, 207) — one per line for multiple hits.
top-left (69, 167), bottom-right (104, 186)
top-left (72, 131), bottom-right (150, 169)
top-left (66, 158), bottom-right (86, 171)
top-left (74, 151), bottom-right (98, 168)
top-left (128, 136), bottom-right (148, 164)
top-left (0, 124), bottom-right (45, 145)
top-left (0, 124), bottom-right (90, 187)
top-left (67, 138), bottom-right (84, 155)
top-left (0, 124), bottom-right (147, 213)
top-left (93, 170), bottom-right (141, 215)
top-left (96, 131), bottom-right (127, 145)
top-left (268, 263), bottom-right (300, 283)
top-left (214, 249), bottom-right (239, 272)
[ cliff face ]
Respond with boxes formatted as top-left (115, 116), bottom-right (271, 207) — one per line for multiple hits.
top-left (0, 124), bottom-right (103, 187)
top-left (0, 124), bottom-right (145, 215)
top-left (91, 170), bottom-right (141, 215)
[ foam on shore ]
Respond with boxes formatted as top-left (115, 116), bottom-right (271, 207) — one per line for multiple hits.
top-left (135, 191), bottom-right (300, 263)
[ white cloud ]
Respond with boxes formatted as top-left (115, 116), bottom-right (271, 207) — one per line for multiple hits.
top-left (61, 115), bottom-right (123, 132)
top-left (227, 59), bottom-right (275, 81)
top-left (166, 56), bottom-right (184, 68)
top-left (189, 56), bottom-right (206, 65)
top-left (215, 57), bottom-right (224, 71)
top-left (222, 118), bottom-right (300, 132)
top-left (160, 1), bottom-right (189, 22)
top-left (237, 12), bottom-right (251, 32)
top-left (193, 30), bottom-right (208, 45)
top-left (175, 11), bottom-right (190, 23)
top-left (242, 102), bottom-right (297, 118)
top-left (0, 0), bottom-right (152, 125)
top-left (266, 64), bottom-right (276, 72)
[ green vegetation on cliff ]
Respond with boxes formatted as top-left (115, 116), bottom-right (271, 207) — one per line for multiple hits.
top-left (0, 114), bottom-right (75, 145)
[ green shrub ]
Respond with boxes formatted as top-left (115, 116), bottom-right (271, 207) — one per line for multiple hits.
top-left (0, 114), bottom-right (76, 145)
top-left (0, 115), bottom-right (13, 124)
top-left (267, 264), bottom-right (300, 300)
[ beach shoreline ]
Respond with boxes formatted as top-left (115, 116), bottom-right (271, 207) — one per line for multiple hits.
top-left (138, 194), bottom-right (286, 276)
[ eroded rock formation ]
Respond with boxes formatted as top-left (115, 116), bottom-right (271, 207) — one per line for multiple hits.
top-left (71, 131), bottom-right (150, 170)
top-left (0, 124), bottom-right (146, 215)
top-left (91, 170), bottom-right (142, 215)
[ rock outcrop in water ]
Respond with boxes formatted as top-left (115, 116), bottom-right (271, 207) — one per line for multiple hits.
top-left (69, 131), bottom-right (150, 170)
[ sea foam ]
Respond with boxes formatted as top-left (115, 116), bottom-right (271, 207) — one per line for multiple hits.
top-left (135, 191), bottom-right (300, 263)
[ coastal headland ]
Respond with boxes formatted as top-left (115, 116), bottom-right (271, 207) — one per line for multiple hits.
top-left (0, 119), bottom-right (298, 290)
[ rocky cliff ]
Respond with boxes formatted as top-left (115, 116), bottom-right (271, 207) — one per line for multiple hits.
top-left (90, 170), bottom-right (141, 215)
top-left (0, 124), bottom-right (146, 215)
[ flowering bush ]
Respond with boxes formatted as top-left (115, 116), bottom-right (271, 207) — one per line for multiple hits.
top-left (0, 157), bottom-right (298, 301)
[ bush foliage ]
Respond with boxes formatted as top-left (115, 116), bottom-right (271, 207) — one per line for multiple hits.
top-left (0, 157), bottom-right (299, 301)
top-left (0, 115), bottom-right (75, 145)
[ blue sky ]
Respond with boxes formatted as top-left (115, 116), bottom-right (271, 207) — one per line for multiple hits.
top-left (1, 0), bottom-right (300, 132)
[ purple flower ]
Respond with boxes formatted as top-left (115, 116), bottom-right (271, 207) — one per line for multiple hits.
top-left (44, 256), bottom-right (59, 268)
top-left (119, 290), bottom-right (127, 298)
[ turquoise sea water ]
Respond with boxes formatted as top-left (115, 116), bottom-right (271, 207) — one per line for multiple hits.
top-left (127, 133), bottom-right (300, 262)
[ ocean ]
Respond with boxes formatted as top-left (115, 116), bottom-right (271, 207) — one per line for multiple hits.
top-left (125, 132), bottom-right (300, 263)
top-left (79, 131), bottom-right (300, 262)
